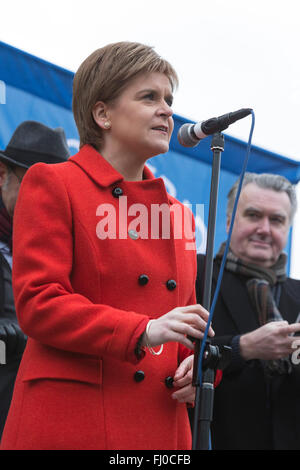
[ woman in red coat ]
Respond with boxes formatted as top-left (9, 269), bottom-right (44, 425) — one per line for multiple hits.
top-left (1, 42), bottom-right (214, 450)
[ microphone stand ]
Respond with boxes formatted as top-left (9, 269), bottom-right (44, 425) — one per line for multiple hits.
top-left (192, 132), bottom-right (230, 450)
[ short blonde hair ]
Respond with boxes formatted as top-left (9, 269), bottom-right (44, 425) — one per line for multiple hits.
top-left (72, 41), bottom-right (178, 150)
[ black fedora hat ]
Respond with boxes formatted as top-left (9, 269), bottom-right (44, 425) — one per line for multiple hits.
top-left (0, 121), bottom-right (70, 169)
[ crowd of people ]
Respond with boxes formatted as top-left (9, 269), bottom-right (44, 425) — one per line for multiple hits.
top-left (0, 41), bottom-right (299, 450)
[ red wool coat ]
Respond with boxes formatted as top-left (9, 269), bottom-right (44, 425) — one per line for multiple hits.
top-left (1, 145), bottom-right (197, 450)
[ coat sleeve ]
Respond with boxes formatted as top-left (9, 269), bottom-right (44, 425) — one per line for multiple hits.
top-left (12, 163), bottom-right (148, 364)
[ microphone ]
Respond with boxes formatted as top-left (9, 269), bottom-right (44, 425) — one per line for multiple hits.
top-left (177, 108), bottom-right (252, 147)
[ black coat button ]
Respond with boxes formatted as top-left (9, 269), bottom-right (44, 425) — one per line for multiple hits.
top-left (112, 187), bottom-right (123, 198)
top-left (166, 280), bottom-right (177, 291)
top-left (165, 376), bottom-right (174, 389)
top-left (134, 371), bottom-right (145, 383)
top-left (138, 274), bottom-right (149, 286)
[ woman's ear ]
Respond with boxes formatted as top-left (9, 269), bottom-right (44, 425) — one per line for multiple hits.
top-left (92, 101), bottom-right (111, 130)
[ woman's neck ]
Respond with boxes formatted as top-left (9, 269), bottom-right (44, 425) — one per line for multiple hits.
top-left (100, 146), bottom-right (146, 181)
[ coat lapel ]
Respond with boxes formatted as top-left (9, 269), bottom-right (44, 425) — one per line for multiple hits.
top-left (68, 144), bottom-right (175, 206)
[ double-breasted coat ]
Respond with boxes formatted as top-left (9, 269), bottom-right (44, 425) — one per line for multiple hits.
top-left (1, 145), bottom-right (197, 450)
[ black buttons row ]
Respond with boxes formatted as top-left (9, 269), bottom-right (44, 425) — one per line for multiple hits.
top-left (138, 276), bottom-right (177, 290)
top-left (134, 371), bottom-right (174, 389)
top-left (112, 187), bottom-right (177, 292)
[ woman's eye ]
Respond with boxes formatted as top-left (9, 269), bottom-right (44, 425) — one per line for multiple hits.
top-left (142, 92), bottom-right (173, 107)
top-left (144, 93), bottom-right (155, 100)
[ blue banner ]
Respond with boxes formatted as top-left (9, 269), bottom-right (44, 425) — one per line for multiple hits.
top-left (1, 41), bottom-right (300, 271)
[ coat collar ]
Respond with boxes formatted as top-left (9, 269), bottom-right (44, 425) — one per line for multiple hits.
top-left (69, 144), bottom-right (156, 188)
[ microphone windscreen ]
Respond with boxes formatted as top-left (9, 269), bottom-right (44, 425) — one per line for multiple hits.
top-left (177, 123), bottom-right (200, 147)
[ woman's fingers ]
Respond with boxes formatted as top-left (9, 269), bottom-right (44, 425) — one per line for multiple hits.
top-left (171, 311), bottom-right (215, 338)
top-left (172, 384), bottom-right (195, 404)
top-left (179, 304), bottom-right (210, 320)
top-left (167, 333), bottom-right (195, 351)
top-left (142, 304), bottom-right (214, 349)
top-left (175, 305), bottom-right (214, 336)
top-left (172, 356), bottom-right (195, 404)
top-left (173, 355), bottom-right (193, 385)
top-left (172, 320), bottom-right (208, 340)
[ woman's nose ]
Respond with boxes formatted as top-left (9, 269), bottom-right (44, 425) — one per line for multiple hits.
top-left (157, 100), bottom-right (173, 117)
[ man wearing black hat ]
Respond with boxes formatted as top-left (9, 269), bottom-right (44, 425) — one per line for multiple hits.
top-left (0, 121), bottom-right (70, 439)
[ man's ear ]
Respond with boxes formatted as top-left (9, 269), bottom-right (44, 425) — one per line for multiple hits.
top-left (92, 101), bottom-right (111, 130)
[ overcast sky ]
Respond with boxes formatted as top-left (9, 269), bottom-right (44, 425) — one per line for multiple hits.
top-left (1, 0), bottom-right (300, 277)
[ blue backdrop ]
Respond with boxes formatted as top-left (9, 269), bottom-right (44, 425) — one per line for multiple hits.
top-left (1, 41), bottom-right (300, 271)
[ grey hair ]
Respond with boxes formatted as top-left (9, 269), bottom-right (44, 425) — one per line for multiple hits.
top-left (227, 172), bottom-right (298, 223)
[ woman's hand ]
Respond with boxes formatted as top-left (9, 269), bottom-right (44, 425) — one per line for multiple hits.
top-left (141, 304), bottom-right (214, 350)
top-left (172, 355), bottom-right (195, 404)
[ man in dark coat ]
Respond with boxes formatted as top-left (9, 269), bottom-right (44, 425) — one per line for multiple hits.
top-left (0, 121), bottom-right (70, 439)
top-left (196, 172), bottom-right (300, 450)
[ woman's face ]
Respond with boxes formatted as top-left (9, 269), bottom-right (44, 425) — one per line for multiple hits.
top-left (100, 72), bottom-right (174, 161)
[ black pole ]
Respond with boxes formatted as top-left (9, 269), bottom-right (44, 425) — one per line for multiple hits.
top-left (192, 132), bottom-right (225, 450)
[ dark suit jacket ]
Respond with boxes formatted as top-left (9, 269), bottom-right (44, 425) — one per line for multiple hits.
top-left (0, 252), bottom-right (26, 440)
top-left (196, 253), bottom-right (300, 450)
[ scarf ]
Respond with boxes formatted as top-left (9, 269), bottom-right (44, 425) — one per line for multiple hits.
top-left (216, 242), bottom-right (292, 377)
top-left (0, 195), bottom-right (12, 252)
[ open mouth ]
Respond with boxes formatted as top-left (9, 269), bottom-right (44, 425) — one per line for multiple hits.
top-left (152, 125), bottom-right (168, 134)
